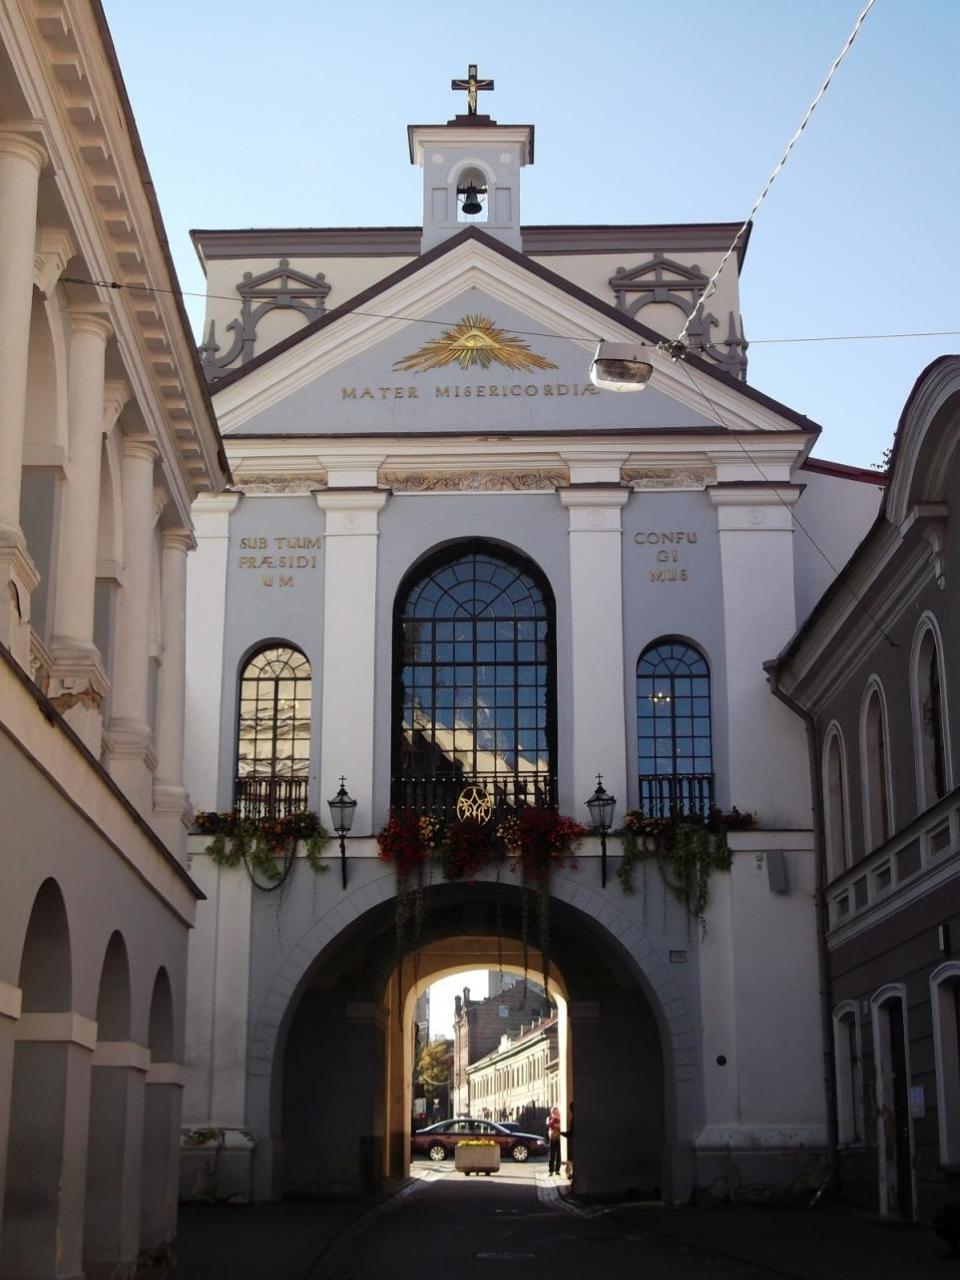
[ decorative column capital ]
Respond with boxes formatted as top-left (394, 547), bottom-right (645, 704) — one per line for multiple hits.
top-left (191, 492), bottom-right (240, 520)
top-left (121, 432), bottom-right (159, 465)
top-left (102, 379), bottom-right (130, 435)
top-left (558, 485), bottom-right (629, 532)
top-left (69, 307), bottom-right (113, 344)
top-left (315, 487), bottom-right (387, 536)
top-left (708, 482), bottom-right (803, 532)
top-left (161, 526), bottom-right (196, 555)
top-left (33, 228), bottom-right (75, 296)
top-left (707, 482), bottom-right (803, 508)
top-left (0, 131), bottom-right (48, 172)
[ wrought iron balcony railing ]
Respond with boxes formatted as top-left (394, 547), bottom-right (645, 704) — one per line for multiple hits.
top-left (391, 771), bottom-right (557, 824)
top-left (233, 775), bottom-right (309, 821)
top-left (637, 772), bottom-right (714, 820)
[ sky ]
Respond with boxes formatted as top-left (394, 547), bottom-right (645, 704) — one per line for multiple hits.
top-left (429, 970), bottom-right (488, 1041)
top-left (101, 1), bottom-right (959, 466)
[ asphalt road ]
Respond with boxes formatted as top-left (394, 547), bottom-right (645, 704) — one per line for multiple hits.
top-left (310, 1163), bottom-right (784, 1280)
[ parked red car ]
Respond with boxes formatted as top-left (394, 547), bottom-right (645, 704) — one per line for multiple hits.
top-left (411, 1118), bottom-right (546, 1163)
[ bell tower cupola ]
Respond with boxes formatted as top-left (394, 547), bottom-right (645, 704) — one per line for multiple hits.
top-left (408, 65), bottom-right (534, 254)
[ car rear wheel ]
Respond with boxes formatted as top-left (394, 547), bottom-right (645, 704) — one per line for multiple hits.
top-left (510, 1143), bottom-right (529, 1162)
top-left (428, 1143), bottom-right (447, 1162)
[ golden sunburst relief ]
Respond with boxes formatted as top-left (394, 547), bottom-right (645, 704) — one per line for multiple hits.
top-left (393, 314), bottom-right (558, 373)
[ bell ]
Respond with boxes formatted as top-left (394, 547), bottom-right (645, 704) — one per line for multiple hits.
top-left (459, 184), bottom-right (484, 216)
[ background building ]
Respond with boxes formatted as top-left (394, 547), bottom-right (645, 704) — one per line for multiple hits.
top-left (451, 981), bottom-right (549, 1117)
top-left (0, 1), bottom-right (226, 1274)
top-left (772, 356), bottom-right (960, 1222)
top-left (467, 1011), bottom-right (559, 1132)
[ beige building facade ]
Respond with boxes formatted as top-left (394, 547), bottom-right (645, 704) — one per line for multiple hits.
top-left (0, 2), bottom-right (226, 1276)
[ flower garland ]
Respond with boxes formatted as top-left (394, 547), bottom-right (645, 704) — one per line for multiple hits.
top-left (195, 809), bottom-right (330, 889)
top-left (376, 811), bottom-right (443, 954)
top-left (376, 806), bottom-right (584, 990)
top-left (500, 808), bottom-right (585, 992)
top-left (438, 818), bottom-right (499, 882)
top-left (618, 806), bottom-right (754, 931)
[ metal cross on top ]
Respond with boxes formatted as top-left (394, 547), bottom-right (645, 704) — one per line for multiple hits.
top-left (451, 64), bottom-right (494, 115)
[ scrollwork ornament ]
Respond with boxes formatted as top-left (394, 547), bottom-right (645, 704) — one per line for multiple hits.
top-left (456, 784), bottom-right (494, 824)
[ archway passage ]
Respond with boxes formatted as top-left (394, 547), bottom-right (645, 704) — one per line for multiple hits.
top-left (274, 882), bottom-right (666, 1201)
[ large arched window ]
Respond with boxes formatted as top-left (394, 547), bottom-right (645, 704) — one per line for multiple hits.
top-left (913, 619), bottom-right (949, 811)
top-left (392, 545), bottom-right (555, 818)
top-left (637, 639), bottom-right (713, 817)
top-left (833, 1002), bottom-right (864, 1147)
top-left (861, 682), bottom-right (893, 852)
top-left (235, 645), bottom-right (312, 818)
top-left (823, 726), bottom-right (850, 880)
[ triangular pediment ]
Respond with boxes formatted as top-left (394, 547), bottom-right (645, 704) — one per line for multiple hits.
top-left (211, 228), bottom-right (818, 441)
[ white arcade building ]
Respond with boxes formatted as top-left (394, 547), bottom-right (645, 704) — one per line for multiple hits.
top-left (180, 69), bottom-right (885, 1204)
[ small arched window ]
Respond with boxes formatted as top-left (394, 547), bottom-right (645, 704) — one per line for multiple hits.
top-left (931, 964), bottom-right (960, 1165)
top-left (823, 727), bottom-right (849, 880)
top-left (637, 639), bottom-right (713, 817)
top-left (833, 1003), bottom-right (863, 1146)
top-left (862, 684), bottom-right (892, 852)
top-left (914, 621), bottom-right (948, 810)
top-left (235, 645), bottom-right (312, 819)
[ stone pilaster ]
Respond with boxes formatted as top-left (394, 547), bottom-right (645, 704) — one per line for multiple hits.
top-left (48, 310), bottom-right (116, 753)
top-left (3, 1012), bottom-right (96, 1280)
top-left (314, 489), bottom-right (388, 834)
top-left (708, 483), bottom-right (809, 822)
top-left (141, 1063), bottom-right (186, 1266)
top-left (107, 436), bottom-right (159, 812)
top-left (154, 528), bottom-right (195, 856)
top-left (0, 980), bottom-right (21, 1262)
top-left (0, 133), bottom-right (47, 668)
top-left (557, 487), bottom-right (629, 820)
top-left (83, 1040), bottom-right (150, 1280)
top-left (183, 493), bottom-right (239, 813)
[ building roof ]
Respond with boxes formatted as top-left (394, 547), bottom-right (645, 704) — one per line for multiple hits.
top-left (206, 224), bottom-right (820, 436)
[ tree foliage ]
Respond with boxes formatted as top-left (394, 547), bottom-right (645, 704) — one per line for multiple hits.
top-left (417, 1038), bottom-right (451, 1089)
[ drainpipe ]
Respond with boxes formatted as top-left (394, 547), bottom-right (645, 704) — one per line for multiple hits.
top-left (765, 664), bottom-right (839, 1199)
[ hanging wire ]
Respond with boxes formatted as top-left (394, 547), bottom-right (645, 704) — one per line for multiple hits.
top-left (59, 275), bottom-right (958, 353)
top-left (673, 353), bottom-right (898, 650)
top-left (676, 0), bottom-right (878, 349)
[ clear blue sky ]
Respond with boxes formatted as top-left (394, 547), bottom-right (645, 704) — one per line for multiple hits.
top-left (103, 0), bottom-right (958, 467)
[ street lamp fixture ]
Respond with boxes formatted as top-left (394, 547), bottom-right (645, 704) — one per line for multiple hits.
top-left (585, 774), bottom-right (616, 888)
top-left (328, 776), bottom-right (357, 890)
top-left (588, 341), bottom-right (654, 392)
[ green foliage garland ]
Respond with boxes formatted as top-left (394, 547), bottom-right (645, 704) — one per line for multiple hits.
top-left (618, 807), bottom-right (754, 931)
top-left (195, 810), bottom-right (330, 888)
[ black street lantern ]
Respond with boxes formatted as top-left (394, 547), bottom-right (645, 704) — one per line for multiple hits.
top-left (328, 777), bottom-right (357, 890)
top-left (585, 774), bottom-right (616, 888)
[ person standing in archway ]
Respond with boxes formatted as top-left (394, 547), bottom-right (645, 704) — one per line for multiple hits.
top-left (547, 1105), bottom-right (562, 1175)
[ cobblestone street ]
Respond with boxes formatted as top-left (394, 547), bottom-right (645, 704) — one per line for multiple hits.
top-left (175, 1165), bottom-right (951, 1280)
